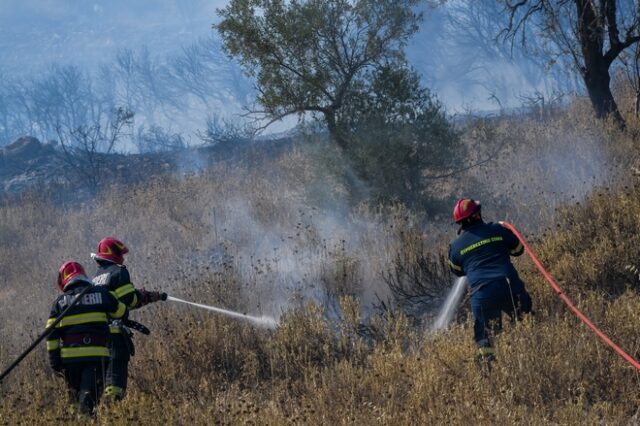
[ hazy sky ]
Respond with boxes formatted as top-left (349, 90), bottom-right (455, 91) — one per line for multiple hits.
top-left (0, 0), bottom-right (223, 71)
top-left (0, 0), bottom-right (567, 113)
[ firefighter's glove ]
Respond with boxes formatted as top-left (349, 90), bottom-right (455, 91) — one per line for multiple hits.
top-left (139, 288), bottom-right (165, 305)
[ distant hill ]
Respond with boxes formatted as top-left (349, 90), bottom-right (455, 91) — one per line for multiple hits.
top-left (0, 135), bottom-right (294, 195)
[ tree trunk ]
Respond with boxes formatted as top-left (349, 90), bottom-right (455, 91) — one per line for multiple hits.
top-left (575, 0), bottom-right (626, 128)
top-left (582, 63), bottom-right (625, 127)
top-left (324, 109), bottom-right (350, 151)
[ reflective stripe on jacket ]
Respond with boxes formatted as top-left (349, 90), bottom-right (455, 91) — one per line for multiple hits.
top-left (448, 221), bottom-right (524, 289)
top-left (46, 281), bottom-right (127, 365)
top-left (93, 263), bottom-right (141, 338)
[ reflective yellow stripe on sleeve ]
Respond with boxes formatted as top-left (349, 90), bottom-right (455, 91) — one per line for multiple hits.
top-left (46, 317), bottom-right (57, 328)
top-left (46, 340), bottom-right (60, 351)
top-left (60, 346), bottom-right (110, 358)
top-left (448, 259), bottom-right (463, 271)
top-left (54, 312), bottom-right (108, 328)
top-left (110, 301), bottom-right (126, 319)
top-left (110, 325), bottom-right (122, 334)
top-left (114, 283), bottom-right (136, 299)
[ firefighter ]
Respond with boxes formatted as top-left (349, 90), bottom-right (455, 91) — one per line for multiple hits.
top-left (46, 261), bottom-right (128, 416)
top-left (90, 237), bottom-right (166, 401)
top-left (447, 199), bottom-right (532, 364)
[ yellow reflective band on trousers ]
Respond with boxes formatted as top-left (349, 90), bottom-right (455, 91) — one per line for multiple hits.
top-left (511, 243), bottom-right (524, 255)
top-left (111, 301), bottom-right (126, 319)
top-left (460, 236), bottom-right (504, 255)
top-left (105, 385), bottom-right (124, 396)
top-left (114, 283), bottom-right (136, 299)
top-left (61, 346), bottom-right (109, 358)
top-left (47, 312), bottom-right (108, 328)
top-left (477, 347), bottom-right (495, 356)
top-left (46, 340), bottom-right (60, 351)
top-left (448, 259), bottom-right (462, 271)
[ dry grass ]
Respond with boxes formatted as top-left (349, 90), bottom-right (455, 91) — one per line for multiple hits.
top-left (1, 93), bottom-right (640, 425)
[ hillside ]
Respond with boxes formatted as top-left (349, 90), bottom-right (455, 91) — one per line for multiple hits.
top-left (0, 135), bottom-right (295, 196)
top-left (1, 95), bottom-right (639, 424)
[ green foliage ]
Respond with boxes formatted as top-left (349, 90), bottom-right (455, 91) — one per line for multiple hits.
top-left (345, 66), bottom-right (461, 207)
top-left (529, 185), bottom-right (640, 298)
top-left (216, 0), bottom-right (424, 148)
top-left (217, 1), bottom-right (459, 207)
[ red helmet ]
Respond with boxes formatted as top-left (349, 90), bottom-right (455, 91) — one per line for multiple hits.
top-left (93, 237), bottom-right (128, 264)
top-left (453, 198), bottom-right (481, 223)
top-left (57, 261), bottom-right (88, 292)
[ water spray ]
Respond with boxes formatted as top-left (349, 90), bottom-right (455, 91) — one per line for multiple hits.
top-left (432, 277), bottom-right (466, 332)
top-left (166, 296), bottom-right (278, 329)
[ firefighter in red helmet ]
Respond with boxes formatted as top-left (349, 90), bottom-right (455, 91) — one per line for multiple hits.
top-left (46, 261), bottom-right (127, 416)
top-left (448, 199), bottom-right (532, 367)
top-left (91, 237), bottom-right (166, 401)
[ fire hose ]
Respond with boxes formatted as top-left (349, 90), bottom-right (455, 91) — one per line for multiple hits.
top-left (502, 221), bottom-right (640, 371)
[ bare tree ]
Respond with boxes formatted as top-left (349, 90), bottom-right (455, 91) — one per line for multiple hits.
top-left (136, 125), bottom-right (186, 153)
top-left (500, 0), bottom-right (640, 127)
top-left (56, 107), bottom-right (134, 190)
top-left (0, 73), bottom-right (27, 146)
top-left (198, 113), bottom-right (254, 147)
top-left (383, 247), bottom-right (452, 321)
top-left (619, 42), bottom-right (640, 117)
top-left (166, 36), bottom-right (251, 110)
top-left (167, 39), bottom-right (218, 108)
top-left (436, 1), bottom-right (579, 100)
top-left (1, 65), bottom-right (109, 144)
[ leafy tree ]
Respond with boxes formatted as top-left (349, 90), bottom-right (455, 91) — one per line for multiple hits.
top-left (500, 0), bottom-right (640, 127)
top-left (217, 0), bottom-right (462, 207)
top-left (216, 0), bottom-right (424, 150)
top-left (344, 65), bottom-right (460, 206)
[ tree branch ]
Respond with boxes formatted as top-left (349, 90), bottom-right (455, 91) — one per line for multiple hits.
top-left (605, 0), bottom-right (622, 55)
top-left (423, 131), bottom-right (508, 180)
top-left (605, 35), bottom-right (640, 66)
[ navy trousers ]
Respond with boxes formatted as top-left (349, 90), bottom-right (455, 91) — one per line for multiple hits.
top-left (470, 278), bottom-right (532, 348)
top-left (105, 333), bottom-right (132, 400)
top-left (64, 361), bottom-right (105, 415)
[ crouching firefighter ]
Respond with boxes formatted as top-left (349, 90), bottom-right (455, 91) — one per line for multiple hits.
top-left (447, 199), bottom-right (532, 367)
top-left (91, 237), bottom-right (166, 402)
top-left (46, 261), bottom-right (128, 416)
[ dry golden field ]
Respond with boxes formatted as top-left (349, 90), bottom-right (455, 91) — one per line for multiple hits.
top-left (1, 94), bottom-right (640, 425)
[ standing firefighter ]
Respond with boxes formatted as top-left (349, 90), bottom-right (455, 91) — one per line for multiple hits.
top-left (91, 237), bottom-right (166, 401)
top-left (46, 261), bottom-right (127, 416)
top-left (447, 199), bottom-right (532, 364)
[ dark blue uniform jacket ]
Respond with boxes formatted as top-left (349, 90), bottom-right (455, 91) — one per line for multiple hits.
top-left (46, 280), bottom-right (127, 368)
top-left (448, 221), bottom-right (524, 289)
